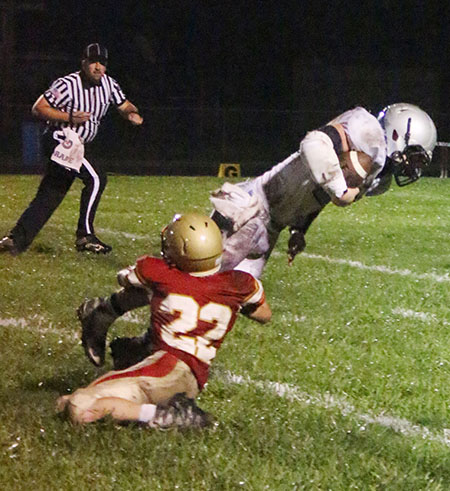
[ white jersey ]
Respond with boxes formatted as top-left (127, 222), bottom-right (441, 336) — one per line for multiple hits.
top-left (330, 106), bottom-right (386, 168)
top-left (239, 106), bottom-right (387, 230)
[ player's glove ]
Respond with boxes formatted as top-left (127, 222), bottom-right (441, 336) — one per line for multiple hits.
top-left (287, 228), bottom-right (306, 265)
top-left (110, 334), bottom-right (153, 370)
top-left (240, 303), bottom-right (259, 317)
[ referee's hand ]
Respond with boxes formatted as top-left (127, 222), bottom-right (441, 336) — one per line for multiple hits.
top-left (71, 111), bottom-right (91, 124)
top-left (128, 112), bottom-right (143, 125)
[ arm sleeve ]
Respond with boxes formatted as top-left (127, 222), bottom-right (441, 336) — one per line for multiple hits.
top-left (108, 77), bottom-right (127, 106)
top-left (117, 266), bottom-right (146, 288)
top-left (301, 131), bottom-right (348, 198)
top-left (116, 256), bottom-right (162, 288)
top-left (240, 275), bottom-right (266, 309)
top-left (43, 79), bottom-right (72, 109)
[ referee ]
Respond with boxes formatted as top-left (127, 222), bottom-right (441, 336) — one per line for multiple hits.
top-left (0, 43), bottom-right (143, 255)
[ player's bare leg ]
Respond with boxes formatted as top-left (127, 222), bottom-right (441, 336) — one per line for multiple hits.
top-left (58, 393), bottom-right (211, 428)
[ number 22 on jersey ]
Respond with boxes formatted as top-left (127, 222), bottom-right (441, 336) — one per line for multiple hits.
top-left (159, 293), bottom-right (233, 364)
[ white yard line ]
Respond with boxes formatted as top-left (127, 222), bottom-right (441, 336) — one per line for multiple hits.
top-left (392, 307), bottom-right (450, 326)
top-left (97, 230), bottom-right (450, 284)
top-left (223, 370), bottom-right (450, 447)
top-left (2, 313), bottom-right (449, 446)
top-left (97, 228), bottom-right (147, 241)
top-left (295, 252), bottom-right (450, 283)
top-left (0, 312), bottom-right (148, 340)
top-left (0, 316), bottom-right (80, 342)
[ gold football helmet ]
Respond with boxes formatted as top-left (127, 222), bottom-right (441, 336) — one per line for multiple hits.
top-left (161, 213), bottom-right (223, 274)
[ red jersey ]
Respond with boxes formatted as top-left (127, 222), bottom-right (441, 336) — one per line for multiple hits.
top-left (130, 256), bottom-right (265, 389)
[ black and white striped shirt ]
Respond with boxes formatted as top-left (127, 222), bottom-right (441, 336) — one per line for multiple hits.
top-left (43, 71), bottom-right (126, 143)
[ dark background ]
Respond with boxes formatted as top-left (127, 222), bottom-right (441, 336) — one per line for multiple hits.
top-left (1, 0), bottom-right (449, 176)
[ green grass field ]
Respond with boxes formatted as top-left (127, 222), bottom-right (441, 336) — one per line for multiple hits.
top-left (0, 175), bottom-right (449, 490)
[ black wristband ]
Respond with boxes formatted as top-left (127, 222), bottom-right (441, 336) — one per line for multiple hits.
top-left (110, 293), bottom-right (126, 316)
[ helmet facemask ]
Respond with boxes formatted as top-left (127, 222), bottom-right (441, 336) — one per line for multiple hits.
top-left (390, 144), bottom-right (431, 187)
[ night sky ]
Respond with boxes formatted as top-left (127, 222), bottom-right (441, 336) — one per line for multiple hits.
top-left (12, 0), bottom-right (448, 108)
top-left (3, 0), bottom-right (449, 166)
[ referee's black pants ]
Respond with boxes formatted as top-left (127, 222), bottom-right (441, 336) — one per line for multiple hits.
top-left (10, 139), bottom-right (107, 251)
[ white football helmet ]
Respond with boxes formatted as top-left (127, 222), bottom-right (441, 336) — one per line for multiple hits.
top-left (378, 103), bottom-right (437, 186)
top-left (161, 213), bottom-right (223, 274)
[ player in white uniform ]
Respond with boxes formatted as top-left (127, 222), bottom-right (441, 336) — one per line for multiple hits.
top-left (210, 103), bottom-right (437, 278)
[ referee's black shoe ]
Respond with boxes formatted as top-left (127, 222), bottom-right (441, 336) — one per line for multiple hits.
top-left (0, 236), bottom-right (21, 256)
top-left (75, 234), bottom-right (112, 254)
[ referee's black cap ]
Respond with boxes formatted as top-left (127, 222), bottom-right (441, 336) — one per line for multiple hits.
top-left (83, 43), bottom-right (108, 65)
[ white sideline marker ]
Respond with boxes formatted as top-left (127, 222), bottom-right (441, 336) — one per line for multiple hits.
top-left (223, 370), bottom-right (450, 447)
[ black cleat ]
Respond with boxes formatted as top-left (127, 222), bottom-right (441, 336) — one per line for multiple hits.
top-left (78, 297), bottom-right (117, 366)
top-left (75, 234), bottom-right (112, 254)
top-left (150, 393), bottom-right (212, 429)
top-left (0, 236), bottom-right (21, 256)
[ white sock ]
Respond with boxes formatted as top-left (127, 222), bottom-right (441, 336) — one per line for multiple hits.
top-left (138, 403), bottom-right (157, 422)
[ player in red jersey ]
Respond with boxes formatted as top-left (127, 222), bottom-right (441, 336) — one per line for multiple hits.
top-left (57, 213), bottom-right (271, 429)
